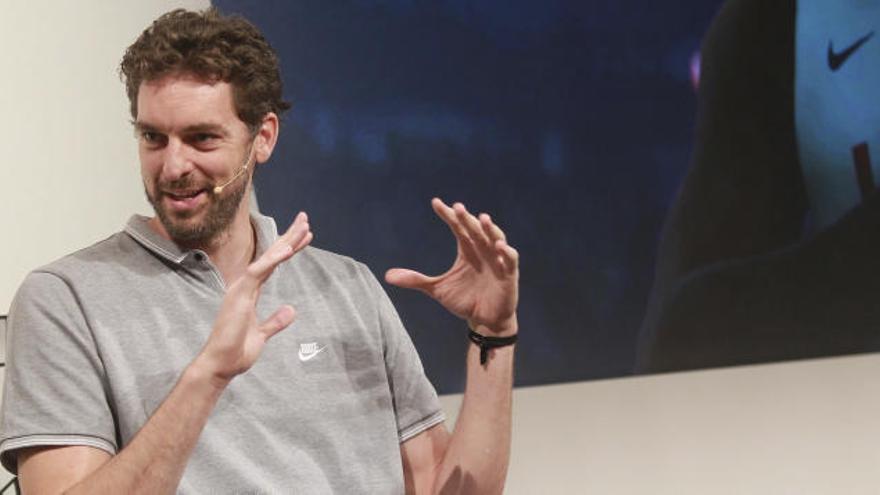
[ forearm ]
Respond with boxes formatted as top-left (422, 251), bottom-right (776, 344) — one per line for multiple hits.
top-left (63, 362), bottom-right (227, 495)
top-left (434, 335), bottom-right (515, 494)
top-left (390, 199), bottom-right (519, 493)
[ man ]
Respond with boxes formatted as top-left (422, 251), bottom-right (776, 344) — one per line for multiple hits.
top-left (0, 8), bottom-right (519, 494)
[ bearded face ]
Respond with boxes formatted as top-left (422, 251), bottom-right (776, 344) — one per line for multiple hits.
top-left (144, 151), bottom-right (250, 245)
top-left (136, 75), bottom-right (260, 247)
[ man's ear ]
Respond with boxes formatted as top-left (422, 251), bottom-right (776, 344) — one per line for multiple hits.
top-left (255, 112), bottom-right (279, 164)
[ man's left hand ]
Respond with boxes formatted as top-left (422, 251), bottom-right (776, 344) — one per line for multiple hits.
top-left (386, 198), bottom-right (519, 336)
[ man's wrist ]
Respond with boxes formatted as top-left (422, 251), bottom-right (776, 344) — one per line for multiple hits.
top-left (185, 358), bottom-right (233, 394)
top-left (468, 316), bottom-right (518, 338)
top-left (467, 326), bottom-right (518, 365)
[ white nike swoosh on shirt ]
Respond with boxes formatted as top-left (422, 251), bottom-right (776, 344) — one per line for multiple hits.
top-left (298, 346), bottom-right (327, 362)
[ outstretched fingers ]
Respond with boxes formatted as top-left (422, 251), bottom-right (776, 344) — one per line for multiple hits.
top-left (258, 305), bottom-right (296, 339)
top-left (244, 212), bottom-right (312, 291)
top-left (495, 239), bottom-right (519, 276)
top-left (384, 268), bottom-right (435, 292)
top-left (454, 203), bottom-right (493, 251)
top-left (432, 198), bottom-right (486, 268)
top-left (432, 198), bottom-right (471, 243)
top-left (480, 213), bottom-right (506, 244)
top-left (451, 201), bottom-right (515, 278)
top-left (245, 243), bottom-right (293, 288)
top-left (280, 211), bottom-right (313, 253)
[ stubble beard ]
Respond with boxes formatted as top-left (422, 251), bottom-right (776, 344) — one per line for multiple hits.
top-left (145, 171), bottom-right (249, 247)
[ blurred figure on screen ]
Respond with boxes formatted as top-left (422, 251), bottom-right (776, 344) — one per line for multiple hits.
top-left (639, 0), bottom-right (880, 372)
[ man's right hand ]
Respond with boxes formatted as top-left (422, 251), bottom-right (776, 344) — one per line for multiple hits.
top-left (193, 212), bottom-right (312, 384)
top-left (19, 214), bottom-right (313, 494)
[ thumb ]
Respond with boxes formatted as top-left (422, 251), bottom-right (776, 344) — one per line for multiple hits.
top-left (385, 268), bottom-right (434, 292)
top-left (258, 305), bottom-right (296, 339)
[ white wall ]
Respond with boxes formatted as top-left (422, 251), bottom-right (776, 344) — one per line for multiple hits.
top-left (0, 0), bottom-right (208, 313)
top-left (0, 0), bottom-right (207, 486)
top-left (441, 352), bottom-right (880, 494)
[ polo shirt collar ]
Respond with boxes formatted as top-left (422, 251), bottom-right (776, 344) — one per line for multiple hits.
top-left (124, 213), bottom-right (279, 265)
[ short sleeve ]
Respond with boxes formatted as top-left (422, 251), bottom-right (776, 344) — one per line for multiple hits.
top-left (360, 266), bottom-right (445, 442)
top-left (0, 271), bottom-right (117, 473)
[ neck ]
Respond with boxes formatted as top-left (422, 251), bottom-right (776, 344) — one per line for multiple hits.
top-left (200, 210), bottom-right (255, 286)
top-left (148, 194), bottom-right (256, 286)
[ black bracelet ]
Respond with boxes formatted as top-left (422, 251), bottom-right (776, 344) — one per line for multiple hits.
top-left (468, 329), bottom-right (518, 365)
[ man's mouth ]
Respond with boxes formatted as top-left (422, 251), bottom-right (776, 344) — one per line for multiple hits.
top-left (165, 189), bottom-right (205, 200)
top-left (162, 188), bottom-right (208, 210)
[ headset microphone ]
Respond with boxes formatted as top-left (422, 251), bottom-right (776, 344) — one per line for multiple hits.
top-left (213, 142), bottom-right (256, 195)
top-left (213, 164), bottom-right (249, 195)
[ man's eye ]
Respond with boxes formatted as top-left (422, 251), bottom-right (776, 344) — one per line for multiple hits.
top-left (194, 133), bottom-right (218, 143)
top-left (140, 131), bottom-right (163, 144)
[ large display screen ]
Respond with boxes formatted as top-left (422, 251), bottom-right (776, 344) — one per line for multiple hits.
top-left (216, 0), bottom-right (880, 393)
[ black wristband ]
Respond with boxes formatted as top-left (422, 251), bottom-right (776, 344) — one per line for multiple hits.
top-left (467, 329), bottom-right (518, 365)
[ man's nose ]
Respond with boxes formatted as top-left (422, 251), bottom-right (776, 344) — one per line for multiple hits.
top-left (161, 139), bottom-right (194, 181)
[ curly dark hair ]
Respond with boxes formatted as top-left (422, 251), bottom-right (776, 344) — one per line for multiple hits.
top-left (120, 8), bottom-right (291, 130)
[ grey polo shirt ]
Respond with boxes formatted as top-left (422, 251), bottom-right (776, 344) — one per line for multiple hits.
top-left (0, 213), bottom-right (444, 493)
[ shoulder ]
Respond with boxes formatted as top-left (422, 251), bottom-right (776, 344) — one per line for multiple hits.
top-left (9, 231), bottom-right (138, 317)
top-left (34, 232), bottom-right (142, 278)
top-left (290, 245), bottom-right (380, 288)
top-left (30, 231), bottom-right (142, 283)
